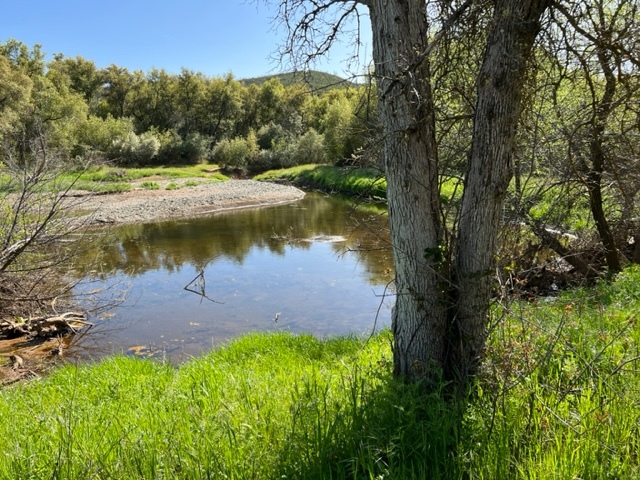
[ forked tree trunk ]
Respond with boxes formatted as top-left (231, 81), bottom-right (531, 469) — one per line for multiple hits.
top-left (450, 0), bottom-right (551, 383)
top-left (369, 0), bottom-right (447, 378)
top-left (369, 0), bottom-right (550, 385)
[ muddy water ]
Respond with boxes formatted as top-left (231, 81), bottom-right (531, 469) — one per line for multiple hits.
top-left (72, 193), bottom-right (394, 361)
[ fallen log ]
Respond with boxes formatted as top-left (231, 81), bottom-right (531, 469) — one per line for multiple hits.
top-left (0, 312), bottom-right (92, 339)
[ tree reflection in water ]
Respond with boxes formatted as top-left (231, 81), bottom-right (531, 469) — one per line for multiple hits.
top-left (72, 193), bottom-right (394, 361)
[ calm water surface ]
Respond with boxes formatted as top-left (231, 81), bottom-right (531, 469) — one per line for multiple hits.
top-left (73, 193), bottom-right (394, 361)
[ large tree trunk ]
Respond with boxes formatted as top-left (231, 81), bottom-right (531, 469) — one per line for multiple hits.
top-left (369, 1), bottom-right (447, 378)
top-left (369, 0), bottom-right (550, 385)
top-left (450, 0), bottom-right (550, 384)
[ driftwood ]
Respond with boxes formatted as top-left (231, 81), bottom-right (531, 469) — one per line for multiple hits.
top-left (0, 311), bottom-right (91, 339)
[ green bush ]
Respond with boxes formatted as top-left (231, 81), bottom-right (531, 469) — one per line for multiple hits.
top-left (249, 129), bottom-right (326, 174)
top-left (110, 131), bottom-right (160, 165)
top-left (257, 122), bottom-right (287, 150)
top-left (212, 132), bottom-right (259, 171)
top-left (72, 114), bottom-right (133, 159)
top-left (294, 128), bottom-right (326, 165)
top-left (156, 130), bottom-right (212, 164)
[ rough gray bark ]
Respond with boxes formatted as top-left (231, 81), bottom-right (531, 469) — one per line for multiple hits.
top-left (368, 0), bottom-right (447, 378)
top-left (450, 0), bottom-right (551, 383)
top-left (366, 0), bottom-right (550, 384)
top-left (271, 0), bottom-right (551, 387)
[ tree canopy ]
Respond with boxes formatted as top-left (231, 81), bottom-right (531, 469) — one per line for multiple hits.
top-left (0, 40), bottom-right (378, 170)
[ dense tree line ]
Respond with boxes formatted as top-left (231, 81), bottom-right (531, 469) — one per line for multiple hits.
top-left (0, 38), bottom-right (376, 171)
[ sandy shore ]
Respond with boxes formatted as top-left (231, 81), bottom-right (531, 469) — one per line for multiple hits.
top-left (69, 179), bottom-right (306, 226)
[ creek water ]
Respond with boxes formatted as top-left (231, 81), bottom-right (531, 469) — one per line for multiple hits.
top-left (72, 192), bottom-right (394, 362)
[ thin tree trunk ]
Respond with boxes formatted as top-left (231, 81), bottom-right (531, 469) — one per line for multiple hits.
top-left (450, 0), bottom-right (550, 384)
top-left (586, 47), bottom-right (621, 273)
top-left (369, 0), bottom-right (447, 378)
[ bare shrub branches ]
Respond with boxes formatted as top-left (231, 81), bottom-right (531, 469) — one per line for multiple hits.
top-left (0, 123), bottom-right (94, 325)
top-left (266, 0), bottom-right (367, 74)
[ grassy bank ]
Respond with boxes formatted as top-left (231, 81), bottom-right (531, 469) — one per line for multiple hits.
top-left (255, 164), bottom-right (463, 205)
top-left (65, 164), bottom-right (228, 193)
top-left (2, 267), bottom-right (640, 478)
top-left (255, 164), bottom-right (388, 199)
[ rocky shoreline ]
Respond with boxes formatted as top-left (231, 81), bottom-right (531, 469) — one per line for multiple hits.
top-left (70, 179), bottom-right (306, 226)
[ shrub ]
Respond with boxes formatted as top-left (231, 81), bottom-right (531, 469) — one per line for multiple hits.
top-left (212, 132), bottom-right (258, 171)
top-left (249, 129), bottom-right (326, 174)
top-left (156, 130), bottom-right (212, 164)
top-left (294, 128), bottom-right (326, 165)
top-left (257, 122), bottom-right (287, 150)
top-left (110, 131), bottom-right (160, 165)
top-left (72, 115), bottom-right (133, 160)
top-left (180, 133), bottom-right (211, 164)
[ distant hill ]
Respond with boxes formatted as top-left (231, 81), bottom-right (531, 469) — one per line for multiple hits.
top-left (241, 70), bottom-right (355, 91)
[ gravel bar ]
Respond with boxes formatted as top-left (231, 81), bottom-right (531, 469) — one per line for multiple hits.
top-left (70, 180), bottom-right (305, 226)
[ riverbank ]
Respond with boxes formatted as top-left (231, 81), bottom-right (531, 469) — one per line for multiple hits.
top-left (69, 179), bottom-right (306, 226)
top-left (1, 176), bottom-right (305, 383)
top-left (1, 265), bottom-right (639, 478)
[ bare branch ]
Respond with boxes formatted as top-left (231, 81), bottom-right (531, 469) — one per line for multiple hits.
top-left (552, 0), bottom-right (640, 69)
top-left (265, 0), bottom-right (366, 72)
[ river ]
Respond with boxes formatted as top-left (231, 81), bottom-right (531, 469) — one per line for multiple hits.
top-left (71, 192), bottom-right (394, 361)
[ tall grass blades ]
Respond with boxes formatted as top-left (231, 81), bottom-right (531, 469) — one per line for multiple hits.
top-left (1, 268), bottom-right (640, 478)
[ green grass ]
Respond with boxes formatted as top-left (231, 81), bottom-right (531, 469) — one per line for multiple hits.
top-left (76, 164), bottom-right (222, 182)
top-left (49, 165), bottom-right (227, 193)
top-left (0, 172), bottom-right (12, 194)
top-left (1, 164), bottom-right (226, 194)
top-left (139, 181), bottom-right (159, 190)
top-left (255, 164), bottom-right (387, 198)
top-left (165, 180), bottom-right (202, 190)
top-left (470, 267), bottom-right (640, 478)
top-left (255, 165), bottom-right (462, 205)
top-left (518, 177), bottom-right (594, 232)
top-left (2, 268), bottom-right (640, 478)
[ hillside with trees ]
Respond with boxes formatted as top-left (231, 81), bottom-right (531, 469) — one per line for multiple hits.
top-left (241, 70), bottom-right (353, 89)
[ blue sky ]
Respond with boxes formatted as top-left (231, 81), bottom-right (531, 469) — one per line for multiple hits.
top-left (0, 0), bottom-right (371, 79)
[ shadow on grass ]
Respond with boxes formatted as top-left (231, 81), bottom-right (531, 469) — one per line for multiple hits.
top-left (270, 365), bottom-right (466, 479)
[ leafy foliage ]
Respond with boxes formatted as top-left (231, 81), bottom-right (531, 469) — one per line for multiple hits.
top-left (1, 40), bottom-right (376, 171)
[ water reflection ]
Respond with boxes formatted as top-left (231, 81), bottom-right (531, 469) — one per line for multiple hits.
top-left (74, 193), bottom-right (394, 361)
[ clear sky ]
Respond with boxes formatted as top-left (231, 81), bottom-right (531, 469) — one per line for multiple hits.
top-left (0, 0), bottom-right (371, 80)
